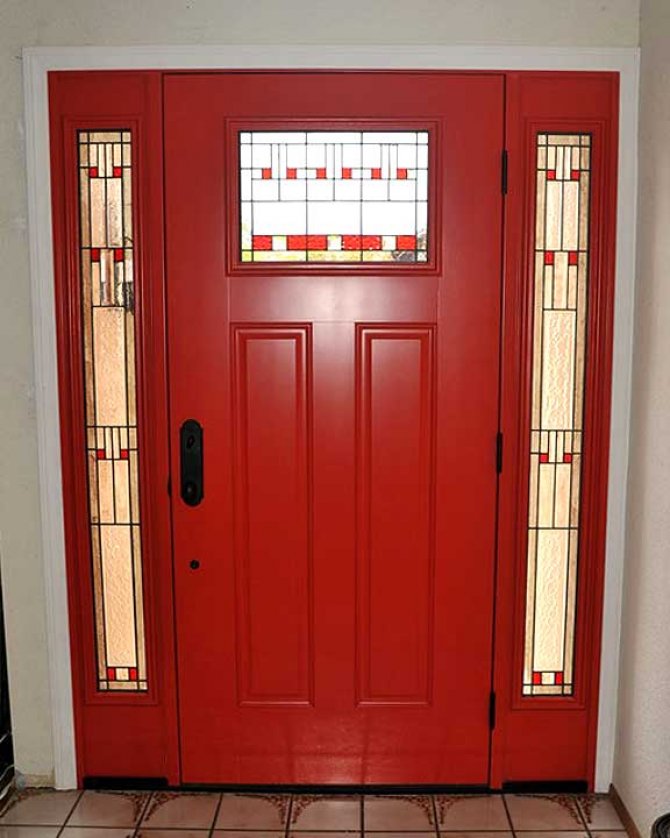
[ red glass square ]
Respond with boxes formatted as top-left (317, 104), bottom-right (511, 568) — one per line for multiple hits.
top-left (547, 170), bottom-right (556, 180)
top-left (114, 248), bottom-right (124, 262)
top-left (563, 453), bottom-right (573, 463)
top-left (569, 251), bottom-right (579, 265)
top-left (315, 168), bottom-right (327, 179)
top-left (555, 671), bottom-right (564, 684)
top-left (342, 168), bottom-right (352, 179)
top-left (91, 248), bottom-right (101, 262)
top-left (261, 168), bottom-right (272, 179)
top-left (107, 667), bottom-right (116, 680)
top-left (544, 251), bottom-right (554, 265)
top-left (252, 235), bottom-right (273, 251)
top-left (286, 168), bottom-right (297, 179)
top-left (287, 235), bottom-right (306, 250)
top-left (307, 235), bottom-right (327, 250)
top-left (96, 449), bottom-right (106, 460)
top-left (120, 449), bottom-right (129, 460)
top-left (539, 452), bottom-right (549, 463)
top-left (571, 170), bottom-right (580, 180)
top-left (361, 235), bottom-right (382, 250)
top-left (89, 166), bottom-right (99, 178)
top-left (113, 166), bottom-right (122, 177)
top-left (371, 168), bottom-right (382, 179)
top-left (342, 235), bottom-right (362, 250)
top-left (129, 667), bottom-right (138, 681)
top-left (532, 671), bottom-right (542, 685)
top-left (396, 235), bottom-right (417, 250)
top-left (397, 168), bottom-right (408, 180)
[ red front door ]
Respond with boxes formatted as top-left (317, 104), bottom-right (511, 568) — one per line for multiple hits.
top-left (165, 72), bottom-right (504, 784)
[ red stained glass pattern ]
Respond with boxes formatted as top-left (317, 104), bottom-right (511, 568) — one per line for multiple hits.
top-left (78, 130), bottom-right (148, 693)
top-left (522, 133), bottom-right (592, 697)
top-left (240, 131), bottom-right (429, 263)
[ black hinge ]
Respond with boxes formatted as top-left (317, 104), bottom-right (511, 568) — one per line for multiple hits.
top-left (167, 476), bottom-right (172, 497)
top-left (496, 431), bottom-right (503, 474)
top-left (489, 691), bottom-right (497, 730)
top-left (501, 149), bottom-right (508, 195)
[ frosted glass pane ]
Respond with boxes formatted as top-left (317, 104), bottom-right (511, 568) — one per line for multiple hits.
top-left (522, 133), bottom-right (592, 697)
top-left (78, 130), bottom-right (148, 692)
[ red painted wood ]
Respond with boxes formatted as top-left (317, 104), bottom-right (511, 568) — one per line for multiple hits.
top-left (491, 72), bottom-right (619, 788)
top-left (49, 71), bottom-right (180, 783)
top-left (165, 72), bottom-right (504, 784)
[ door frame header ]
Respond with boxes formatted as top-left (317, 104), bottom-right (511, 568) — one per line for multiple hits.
top-left (22, 44), bottom-right (639, 790)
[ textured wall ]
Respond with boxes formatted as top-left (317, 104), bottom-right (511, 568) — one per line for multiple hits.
top-left (614, 0), bottom-right (670, 833)
top-left (0, 0), bottom-right (640, 781)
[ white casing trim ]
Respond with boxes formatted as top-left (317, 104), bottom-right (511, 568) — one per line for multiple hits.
top-left (22, 44), bottom-right (639, 790)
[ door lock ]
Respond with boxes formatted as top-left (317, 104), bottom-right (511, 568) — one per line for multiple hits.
top-left (180, 419), bottom-right (204, 506)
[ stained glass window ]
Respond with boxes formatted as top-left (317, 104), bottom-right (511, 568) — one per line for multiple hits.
top-left (78, 130), bottom-right (147, 692)
top-left (522, 133), bottom-right (591, 697)
top-left (240, 131), bottom-right (429, 263)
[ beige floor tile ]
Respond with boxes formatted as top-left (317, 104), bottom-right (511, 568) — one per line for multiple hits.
top-left (291, 796), bottom-right (361, 831)
top-left (67, 791), bottom-right (148, 828)
top-left (0, 791), bottom-right (81, 826)
top-left (504, 795), bottom-right (584, 831)
top-left (578, 796), bottom-right (625, 831)
top-left (141, 792), bottom-right (220, 830)
top-left (590, 832), bottom-right (629, 838)
top-left (212, 832), bottom-right (284, 838)
top-left (513, 833), bottom-right (587, 838)
top-left (364, 797), bottom-right (435, 831)
top-left (61, 829), bottom-right (135, 838)
top-left (137, 831), bottom-right (210, 838)
top-left (0, 828), bottom-right (61, 838)
top-left (435, 833), bottom-right (513, 838)
top-left (436, 795), bottom-right (510, 831)
top-left (215, 794), bottom-right (290, 830)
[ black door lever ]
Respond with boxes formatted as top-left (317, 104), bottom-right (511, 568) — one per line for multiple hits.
top-left (180, 419), bottom-right (204, 506)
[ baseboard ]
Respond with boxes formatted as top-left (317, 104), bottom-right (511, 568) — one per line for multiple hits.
top-left (610, 783), bottom-right (642, 838)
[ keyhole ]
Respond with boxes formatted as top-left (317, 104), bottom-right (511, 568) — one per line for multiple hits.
top-left (189, 559), bottom-right (200, 570)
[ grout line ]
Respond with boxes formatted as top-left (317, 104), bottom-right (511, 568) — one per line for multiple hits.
top-left (431, 794), bottom-right (440, 837)
top-left (208, 790), bottom-right (225, 837)
top-left (56, 788), bottom-right (85, 836)
top-left (501, 793), bottom-right (517, 838)
top-left (131, 789), bottom-right (155, 838)
top-left (575, 796), bottom-right (592, 836)
top-left (285, 793), bottom-right (294, 838)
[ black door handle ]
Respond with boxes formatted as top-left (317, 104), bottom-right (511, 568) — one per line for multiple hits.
top-left (180, 419), bottom-right (203, 506)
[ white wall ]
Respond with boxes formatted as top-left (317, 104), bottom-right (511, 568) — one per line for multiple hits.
top-left (0, 0), bottom-right (640, 782)
top-left (613, 0), bottom-right (670, 833)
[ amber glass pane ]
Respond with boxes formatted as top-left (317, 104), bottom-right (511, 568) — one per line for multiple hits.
top-left (239, 131), bottom-right (429, 264)
top-left (78, 130), bottom-right (148, 692)
top-left (522, 133), bottom-right (591, 697)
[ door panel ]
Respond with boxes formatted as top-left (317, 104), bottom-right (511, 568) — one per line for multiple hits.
top-left (356, 326), bottom-right (435, 706)
top-left (165, 72), bottom-right (504, 784)
top-left (232, 325), bottom-right (313, 706)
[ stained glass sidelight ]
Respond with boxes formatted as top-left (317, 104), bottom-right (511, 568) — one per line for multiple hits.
top-left (522, 133), bottom-right (592, 697)
top-left (239, 131), bottom-right (429, 263)
top-left (78, 130), bottom-right (147, 691)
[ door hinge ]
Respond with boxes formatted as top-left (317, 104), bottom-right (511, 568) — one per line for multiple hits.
top-left (501, 149), bottom-right (508, 195)
top-left (489, 691), bottom-right (497, 730)
top-left (496, 431), bottom-right (503, 474)
top-left (167, 476), bottom-right (172, 497)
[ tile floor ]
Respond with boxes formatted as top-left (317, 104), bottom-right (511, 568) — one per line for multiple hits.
top-left (0, 790), bottom-right (628, 838)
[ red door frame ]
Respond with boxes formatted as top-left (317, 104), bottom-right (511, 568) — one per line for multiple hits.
top-left (48, 69), bottom-right (618, 787)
